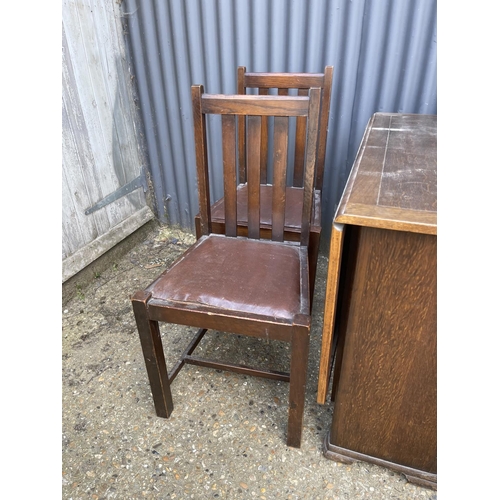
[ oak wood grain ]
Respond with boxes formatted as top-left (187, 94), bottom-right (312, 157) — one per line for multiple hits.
top-left (201, 94), bottom-right (309, 116)
top-left (329, 227), bottom-right (437, 474)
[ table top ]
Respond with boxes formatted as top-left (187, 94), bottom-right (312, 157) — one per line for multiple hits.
top-left (335, 113), bottom-right (437, 235)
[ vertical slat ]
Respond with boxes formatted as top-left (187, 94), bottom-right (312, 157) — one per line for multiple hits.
top-left (271, 116), bottom-right (289, 241)
top-left (258, 88), bottom-right (269, 183)
top-left (293, 87), bottom-right (309, 187)
top-left (191, 85), bottom-right (211, 236)
top-left (237, 66), bottom-right (247, 183)
top-left (222, 114), bottom-right (237, 236)
top-left (278, 88), bottom-right (289, 96)
top-left (315, 66), bottom-right (334, 191)
top-left (247, 115), bottom-right (262, 239)
top-left (301, 88), bottom-right (321, 246)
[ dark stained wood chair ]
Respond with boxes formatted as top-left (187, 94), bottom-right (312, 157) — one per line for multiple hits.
top-left (194, 66), bottom-right (334, 304)
top-left (131, 85), bottom-right (321, 448)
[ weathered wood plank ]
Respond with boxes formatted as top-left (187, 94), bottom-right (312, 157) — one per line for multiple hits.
top-left (62, 0), bottom-right (151, 279)
top-left (88, 0), bottom-right (145, 210)
top-left (63, 0), bottom-right (121, 226)
top-left (62, 206), bottom-right (154, 282)
top-left (62, 23), bottom-right (106, 249)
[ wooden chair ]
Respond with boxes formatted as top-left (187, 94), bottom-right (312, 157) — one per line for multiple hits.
top-left (132, 85), bottom-right (321, 448)
top-left (194, 66), bottom-right (334, 304)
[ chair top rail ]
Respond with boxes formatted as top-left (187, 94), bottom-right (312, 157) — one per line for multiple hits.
top-left (243, 73), bottom-right (327, 89)
top-left (201, 93), bottom-right (310, 116)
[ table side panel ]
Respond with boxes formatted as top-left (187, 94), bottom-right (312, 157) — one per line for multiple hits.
top-left (329, 226), bottom-right (437, 474)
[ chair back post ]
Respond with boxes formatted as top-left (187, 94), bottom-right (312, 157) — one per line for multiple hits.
top-left (314, 65), bottom-right (334, 192)
top-left (300, 87), bottom-right (321, 247)
top-left (192, 84), bottom-right (212, 236)
top-left (292, 86), bottom-right (309, 187)
top-left (237, 66), bottom-right (247, 184)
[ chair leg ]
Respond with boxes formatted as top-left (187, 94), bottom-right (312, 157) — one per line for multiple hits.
top-left (194, 215), bottom-right (202, 240)
top-left (286, 317), bottom-right (311, 448)
top-left (131, 291), bottom-right (174, 418)
top-left (308, 230), bottom-right (321, 309)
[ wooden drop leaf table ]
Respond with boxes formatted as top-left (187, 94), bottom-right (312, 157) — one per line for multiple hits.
top-left (318, 112), bottom-right (437, 489)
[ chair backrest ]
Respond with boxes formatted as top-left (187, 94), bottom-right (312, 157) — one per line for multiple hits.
top-left (237, 66), bottom-right (333, 191)
top-left (192, 85), bottom-right (321, 247)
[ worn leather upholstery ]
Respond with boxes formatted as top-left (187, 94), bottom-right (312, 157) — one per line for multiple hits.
top-left (146, 234), bottom-right (304, 321)
top-left (210, 184), bottom-right (321, 231)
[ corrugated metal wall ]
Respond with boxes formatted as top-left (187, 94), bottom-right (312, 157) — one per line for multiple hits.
top-left (122, 0), bottom-right (436, 236)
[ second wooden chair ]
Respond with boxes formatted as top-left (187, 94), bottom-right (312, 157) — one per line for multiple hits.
top-left (195, 66), bottom-right (334, 304)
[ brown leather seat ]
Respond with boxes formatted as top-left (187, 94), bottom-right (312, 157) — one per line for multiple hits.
top-left (146, 234), bottom-right (303, 320)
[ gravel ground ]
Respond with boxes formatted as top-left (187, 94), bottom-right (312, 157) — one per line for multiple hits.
top-left (62, 222), bottom-right (437, 500)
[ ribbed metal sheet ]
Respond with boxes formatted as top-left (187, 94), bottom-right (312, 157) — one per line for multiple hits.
top-left (122, 0), bottom-right (437, 235)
